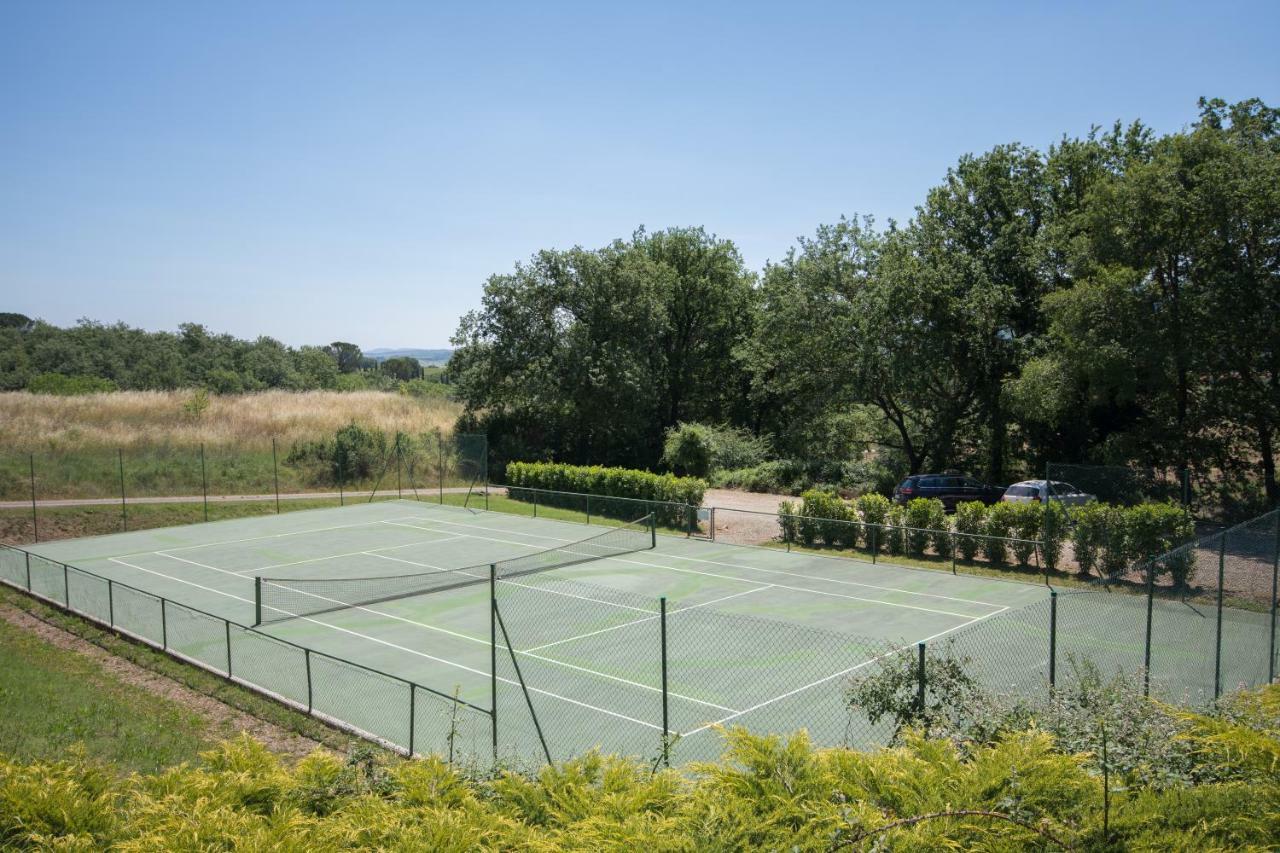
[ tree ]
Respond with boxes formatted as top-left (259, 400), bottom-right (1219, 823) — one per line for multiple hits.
top-left (325, 341), bottom-right (364, 373)
top-left (380, 356), bottom-right (422, 381)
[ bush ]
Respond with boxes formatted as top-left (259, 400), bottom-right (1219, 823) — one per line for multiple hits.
top-left (1126, 502), bottom-right (1196, 586)
top-left (662, 422), bottom-right (769, 478)
top-left (710, 459), bottom-right (808, 493)
top-left (904, 498), bottom-right (946, 557)
top-left (800, 489), bottom-right (853, 547)
top-left (285, 422), bottom-right (389, 485)
top-left (953, 501), bottom-right (987, 561)
top-left (1071, 502), bottom-right (1108, 577)
top-left (1007, 502), bottom-right (1043, 567)
top-left (856, 493), bottom-right (891, 551)
top-left (1098, 504), bottom-right (1133, 578)
top-left (505, 461), bottom-right (706, 527)
top-left (1041, 501), bottom-right (1069, 573)
top-left (25, 373), bottom-right (118, 395)
top-left (777, 499), bottom-right (799, 544)
top-left (983, 502), bottom-right (1016, 565)
top-left (883, 505), bottom-right (907, 555)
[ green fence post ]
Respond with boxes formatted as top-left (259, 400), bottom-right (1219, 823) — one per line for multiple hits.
top-left (660, 596), bottom-right (669, 767)
top-left (200, 444), bottom-right (209, 522)
top-left (1143, 560), bottom-right (1156, 697)
top-left (108, 580), bottom-right (114, 627)
top-left (951, 532), bottom-right (957, 575)
top-left (490, 564), bottom-right (498, 765)
top-left (916, 642), bottom-right (926, 717)
top-left (338, 457), bottom-right (345, 507)
top-left (408, 683), bottom-right (416, 756)
top-left (272, 437), bottom-right (281, 514)
top-left (533, 489), bottom-right (538, 518)
top-left (63, 562), bottom-right (69, 604)
top-left (586, 495), bottom-right (591, 526)
top-left (871, 526), bottom-right (878, 564)
top-left (1270, 518), bottom-right (1278, 683)
top-left (305, 649), bottom-right (313, 713)
top-left (1049, 590), bottom-right (1057, 692)
top-left (118, 449), bottom-right (127, 532)
top-left (254, 577), bottom-right (262, 626)
top-left (397, 439), bottom-right (403, 500)
top-left (161, 599), bottom-right (168, 649)
top-left (225, 622), bottom-right (232, 676)
top-left (28, 454), bottom-right (38, 544)
top-left (438, 430), bottom-right (444, 504)
top-left (24, 552), bottom-right (31, 590)
top-left (1214, 535), bottom-right (1226, 700)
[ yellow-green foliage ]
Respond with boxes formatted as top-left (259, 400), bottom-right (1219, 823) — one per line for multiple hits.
top-left (2, 687), bottom-right (1279, 851)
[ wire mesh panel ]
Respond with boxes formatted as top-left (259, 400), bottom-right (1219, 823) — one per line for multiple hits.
top-left (309, 654), bottom-right (412, 752)
top-left (1053, 591), bottom-right (1148, 689)
top-left (228, 627), bottom-right (311, 709)
top-left (410, 685), bottom-right (494, 768)
top-left (164, 601), bottom-right (230, 674)
top-left (65, 566), bottom-right (111, 624)
top-left (944, 599), bottom-right (1053, 698)
top-left (667, 608), bottom-right (898, 764)
top-left (0, 546), bottom-right (26, 588)
top-left (28, 555), bottom-right (67, 605)
top-left (112, 584), bottom-right (165, 645)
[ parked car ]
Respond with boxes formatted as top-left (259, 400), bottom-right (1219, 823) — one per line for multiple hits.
top-left (892, 474), bottom-right (1006, 511)
top-left (1002, 480), bottom-right (1096, 506)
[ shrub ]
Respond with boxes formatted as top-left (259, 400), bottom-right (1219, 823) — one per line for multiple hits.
top-left (1071, 502), bottom-right (1108, 577)
top-left (662, 422), bottom-right (769, 478)
top-left (26, 373), bottom-right (118, 395)
top-left (505, 461), bottom-right (706, 527)
top-left (286, 422), bottom-right (389, 484)
top-left (1126, 502), bottom-right (1196, 586)
top-left (1097, 504), bottom-right (1133, 578)
top-left (856, 493), bottom-right (891, 551)
top-left (800, 489), bottom-right (853, 547)
top-left (883, 505), bottom-right (907, 555)
top-left (1041, 501), bottom-right (1069, 573)
top-left (709, 459), bottom-right (809, 494)
top-left (904, 498), bottom-right (946, 556)
top-left (777, 499), bottom-right (799, 544)
top-left (953, 502), bottom-right (987, 562)
top-left (1007, 502), bottom-right (1043, 567)
top-left (983, 502), bottom-right (1016, 565)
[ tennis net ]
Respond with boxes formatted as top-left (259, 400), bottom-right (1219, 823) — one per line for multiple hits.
top-left (254, 514), bottom-right (655, 625)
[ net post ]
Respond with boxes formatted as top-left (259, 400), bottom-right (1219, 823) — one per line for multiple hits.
top-left (118, 448), bottom-right (127, 532)
top-left (1048, 590), bottom-right (1057, 693)
top-left (408, 683), bottom-right (416, 757)
top-left (490, 563), bottom-right (498, 766)
top-left (1143, 559), bottom-right (1155, 697)
top-left (660, 596), bottom-right (669, 767)
top-left (272, 437), bottom-right (281, 514)
top-left (200, 443), bottom-right (209, 523)
top-left (1214, 534), bottom-right (1225, 700)
top-left (254, 577), bottom-right (263, 626)
top-left (916, 642), bottom-right (926, 718)
top-left (1269, 516), bottom-right (1278, 683)
top-left (305, 648), bottom-right (313, 713)
top-left (28, 454), bottom-right (37, 544)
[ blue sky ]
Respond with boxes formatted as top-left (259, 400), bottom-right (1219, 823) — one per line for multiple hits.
top-left (2, 1), bottom-right (1276, 348)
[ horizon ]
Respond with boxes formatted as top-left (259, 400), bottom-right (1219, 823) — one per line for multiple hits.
top-left (4, 0), bottom-right (1278, 347)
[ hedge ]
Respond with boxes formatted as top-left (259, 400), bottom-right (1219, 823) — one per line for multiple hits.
top-left (505, 461), bottom-right (706, 528)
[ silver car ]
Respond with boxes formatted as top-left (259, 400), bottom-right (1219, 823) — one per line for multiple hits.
top-left (1002, 480), bottom-right (1096, 506)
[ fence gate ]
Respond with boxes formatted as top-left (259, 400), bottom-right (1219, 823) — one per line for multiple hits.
top-left (689, 506), bottom-right (714, 540)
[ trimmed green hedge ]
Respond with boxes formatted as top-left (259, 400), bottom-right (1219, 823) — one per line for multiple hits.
top-left (505, 461), bottom-right (706, 527)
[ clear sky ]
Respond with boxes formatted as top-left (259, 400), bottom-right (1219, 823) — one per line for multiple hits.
top-left (3, 1), bottom-right (1277, 349)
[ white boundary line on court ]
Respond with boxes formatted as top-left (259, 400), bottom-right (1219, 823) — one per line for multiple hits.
top-left (128, 548), bottom-right (734, 714)
top-left (105, 554), bottom-right (679, 729)
top-left (230, 533), bottom-right (464, 575)
top-left (385, 519), bottom-right (986, 620)
top-left (382, 513), bottom-right (1010, 612)
top-left (676, 603), bottom-right (1012, 739)
top-left (521, 585), bottom-right (775, 654)
top-left (113, 516), bottom-right (418, 561)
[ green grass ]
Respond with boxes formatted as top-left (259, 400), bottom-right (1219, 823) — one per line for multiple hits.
top-left (0, 609), bottom-right (216, 772)
top-left (0, 586), bottom-right (371, 759)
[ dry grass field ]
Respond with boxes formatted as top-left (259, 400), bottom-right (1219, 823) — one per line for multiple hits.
top-left (0, 390), bottom-right (462, 451)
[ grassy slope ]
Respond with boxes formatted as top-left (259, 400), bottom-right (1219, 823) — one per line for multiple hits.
top-left (0, 612), bottom-right (215, 773)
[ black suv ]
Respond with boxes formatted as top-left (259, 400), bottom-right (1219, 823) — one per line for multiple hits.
top-left (892, 474), bottom-right (1005, 511)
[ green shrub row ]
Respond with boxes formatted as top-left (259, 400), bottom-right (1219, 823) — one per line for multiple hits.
top-left (778, 493), bottom-right (1195, 581)
top-left (505, 461), bottom-right (706, 527)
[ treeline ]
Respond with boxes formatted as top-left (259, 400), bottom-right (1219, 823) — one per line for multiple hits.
top-left (0, 316), bottom-right (447, 396)
top-left (450, 98), bottom-right (1280, 515)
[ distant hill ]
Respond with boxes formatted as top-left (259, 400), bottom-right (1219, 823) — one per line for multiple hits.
top-left (364, 348), bottom-right (453, 367)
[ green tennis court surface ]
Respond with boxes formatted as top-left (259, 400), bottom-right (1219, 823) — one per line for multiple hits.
top-left (7, 500), bottom-right (1269, 766)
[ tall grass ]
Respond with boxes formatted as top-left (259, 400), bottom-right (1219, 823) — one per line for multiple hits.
top-left (0, 390), bottom-right (461, 451)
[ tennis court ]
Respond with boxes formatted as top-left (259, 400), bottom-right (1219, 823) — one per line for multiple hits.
top-left (3, 499), bottom-right (1064, 764)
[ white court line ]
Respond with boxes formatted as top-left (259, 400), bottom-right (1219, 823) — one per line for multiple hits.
top-left (386, 520), bottom-right (981, 620)
top-left (677, 604), bottom-right (1012, 738)
top-left (231, 533), bottom-right (463, 575)
top-left (145, 550), bottom-right (730, 712)
top-left (522, 586), bottom-right (775, 654)
top-left (106, 555), bottom-right (674, 729)
top-left (116, 516), bottom-right (412, 561)
top-left (383, 514), bottom-right (1009, 611)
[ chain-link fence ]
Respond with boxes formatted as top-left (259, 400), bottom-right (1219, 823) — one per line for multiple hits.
top-left (0, 433), bottom-right (488, 546)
